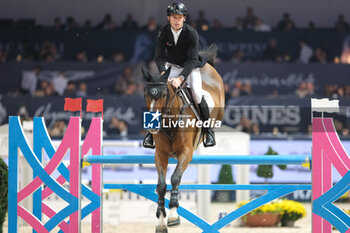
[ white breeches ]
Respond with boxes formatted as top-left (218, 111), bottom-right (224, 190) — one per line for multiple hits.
top-left (165, 63), bottom-right (202, 104)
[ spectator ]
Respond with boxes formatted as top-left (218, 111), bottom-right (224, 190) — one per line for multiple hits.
top-left (124, 81), bottom-right (137, 96)
top-left (310, 48), bottom-right (327, 64)
top-left (0, 49), bottom-right (8, 62)
top-left (96, 14), bottom-right (117, 30)
top-left (52, 17), bottom-right (63, 30)
top-left (264, 38), bottom-right (279, 62)
top-left (308, 21), bottom-right (316, 31)
top-left (335, 14), bottom-right (349, 31)
top-left (331, 86), bottom-right (345, 98)
top-left (34, 80), bottom-right (49, 96)
top-left (277, 13), bottom-right (296, 31)
top-left (106, 117), bottom-right (128, 138)
top-left (64, 81), bottom-right (76, 96)
top-left (325, 84), bottom-right (338, 97)
top-left (34, 80), bottom-right (56, 97)
top-left (241, 82), bottom-right (252, 96)
top-left (254, 18), bottom-right (271, 31)
top-left (76, 82), bottom-right (88, 97)
top-left (121, 13), bottom-right (138, 29)
top-left (196, 10), bottom-right (210, 31)
top-left (142, 17), bottom-right (159, 32)
top-left (39, 41), bottom-right (52, 61)
top-left (305, 82), bottom-right (315, 96)
top-left (295, 82), bottom-right (308, 98)
top-left (251, 123), bottom-right (260, 135)
top-left (235, 116), bottom-right (252, 133)
top-left (17, 106), bottom-right (30, 121)
top-left (49, 120), bottom-right (67, 137)
top-left (115, 66), bottom-right (135, 95)
top-left (234, 17), bottom-right (244, 31)
top-left (231, 81), bottom-right (243, 97)
top-left (64, 16), bottom-right (78, 30)
top-left (20, 65), bottom-right (42, 95)
top-left (243, 7), bottom-right (257, 29)
top-left (76, 50), bottom-right (88, 62)
top-left (111, 51), bottom-right (125, 63)
top-left (345, 85), bottom-right (350, 97)
top-left (211, 19), bottom-right (223, 30)
top-left (52, 71), bottom-right (68, 95)
top-left (83, 20), bottom-right (93, 30)
top-left (298, 38), bottom-right (313, 63)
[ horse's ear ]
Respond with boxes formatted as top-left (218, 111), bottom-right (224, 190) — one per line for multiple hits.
top-left (161, 66), bottom-right (171, 82)
top-left (142, 68), bottom-right (152, 82)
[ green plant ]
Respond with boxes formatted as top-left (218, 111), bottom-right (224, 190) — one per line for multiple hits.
top-left (0, 157), bottom-right (8, 233)
top-left (257, 146), bottom-right (286, 183)
top-left (276, 199), bottom-right (306, 223)
top-left (218, 164), bottom-right (234, 184)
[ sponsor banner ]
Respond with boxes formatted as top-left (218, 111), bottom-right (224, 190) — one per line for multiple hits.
top-left (1, 96), bottom-right (350, 135)
top-left (2, 62), bottom-right (350, 96)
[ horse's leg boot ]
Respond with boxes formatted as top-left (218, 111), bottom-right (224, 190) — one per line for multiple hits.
top-left (155, 225), bottom-right (168, 233)
top-left (198, 97), bottom-right (216, 147)
top-left (143, 132), bottom-right (155, 149)
top-left (167, 216), bottom-right (180, 227)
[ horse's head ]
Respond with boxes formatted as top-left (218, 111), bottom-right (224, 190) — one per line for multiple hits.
top-left (142, 67), bottom-right (171, 134)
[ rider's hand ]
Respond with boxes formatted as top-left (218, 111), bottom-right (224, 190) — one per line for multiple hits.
top-left (171, 77), bottom-right (183, 88)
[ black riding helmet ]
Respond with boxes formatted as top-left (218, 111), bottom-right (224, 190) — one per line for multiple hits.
top-left (167, 2), bottom-right (187, 16)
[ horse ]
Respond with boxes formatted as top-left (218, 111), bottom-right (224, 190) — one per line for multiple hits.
top-left (142, 47), bottom-right (225, 233)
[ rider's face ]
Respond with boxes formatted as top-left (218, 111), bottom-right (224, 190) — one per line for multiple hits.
top-left (168, 14), bottom-right (186, 31)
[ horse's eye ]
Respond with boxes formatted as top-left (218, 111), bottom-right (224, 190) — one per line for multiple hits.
top-left (162, 93), bottom-right (166, 98)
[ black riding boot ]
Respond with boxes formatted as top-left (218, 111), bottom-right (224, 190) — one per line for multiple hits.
top-left (143, 132), bottom-right (155, 149)
top-left (198, 97), bottom-right (216, 147)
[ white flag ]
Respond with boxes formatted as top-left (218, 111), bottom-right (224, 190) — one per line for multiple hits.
top-left (311, 98), bottom-right (339, 113)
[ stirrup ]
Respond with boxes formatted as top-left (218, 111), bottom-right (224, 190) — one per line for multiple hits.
top-left (204, 129), bottom-right (216, 147)
top-left (143, 133), bottom-right (155, 149)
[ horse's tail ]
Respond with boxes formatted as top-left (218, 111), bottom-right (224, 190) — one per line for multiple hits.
top-left (199, 43), bottom-right (218, 67)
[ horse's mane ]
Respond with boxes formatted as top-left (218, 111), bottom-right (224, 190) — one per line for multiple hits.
top-left (199, 44), bottom-right (218, 67)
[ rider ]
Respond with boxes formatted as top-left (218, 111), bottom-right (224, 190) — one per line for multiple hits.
top-left (143, 2), bottom-right (216, 148)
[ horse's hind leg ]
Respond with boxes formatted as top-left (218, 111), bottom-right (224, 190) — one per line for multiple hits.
top-left (155, 153), bottom-right (168, 233)
top-left (167, 155), bottom-right (191, 227)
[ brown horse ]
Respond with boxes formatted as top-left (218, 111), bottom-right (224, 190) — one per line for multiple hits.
top-left (142, 50), bottom-right (224, 233)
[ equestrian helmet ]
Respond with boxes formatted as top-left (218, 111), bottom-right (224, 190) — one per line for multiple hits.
top-left (167, 2), bottom-right (187, 16)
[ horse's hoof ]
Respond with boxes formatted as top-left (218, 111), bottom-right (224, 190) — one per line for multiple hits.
top-left (167, 216), bottom-right (180, 227)
top-left (155, 225), bottom-right (168, 233)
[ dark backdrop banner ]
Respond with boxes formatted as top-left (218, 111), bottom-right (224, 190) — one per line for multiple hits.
top-left (0, 96), bottom-right (349, 135)
top-left (0, 95), bottom-right (145, 135)
top-left (0, 29), bottom-right (347, 61)
top-left (1, 62), bottom-right (350, 95)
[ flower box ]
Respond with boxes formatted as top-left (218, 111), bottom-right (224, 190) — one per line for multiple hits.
top-left (244, 212), bottom-right (280, 227)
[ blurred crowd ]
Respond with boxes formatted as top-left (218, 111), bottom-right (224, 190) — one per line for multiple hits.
top-left (0, 8), bottom-right (349, 63)
top-left (13, 63), bottom-right (148, 98)
top-left (1, 8), bottom-right (349, 32)
top-left (3, 8), bottom-right (350, 138)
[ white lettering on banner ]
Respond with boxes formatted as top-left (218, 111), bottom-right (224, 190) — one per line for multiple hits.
top-left (35, 103), bottom-right (137, 128)
top-left (223, 105), bottom-right (301, 125)
top-left (222, 69), bottom-right (316, 88)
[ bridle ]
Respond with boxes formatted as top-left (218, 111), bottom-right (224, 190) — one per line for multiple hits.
top-left (145, 81), bottom-right (184, 116)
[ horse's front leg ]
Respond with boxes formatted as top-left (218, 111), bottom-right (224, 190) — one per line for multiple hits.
top-left (167, 150), bottom-right (192, 227)
top-left (155, 151), bottom-right (169, 233)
